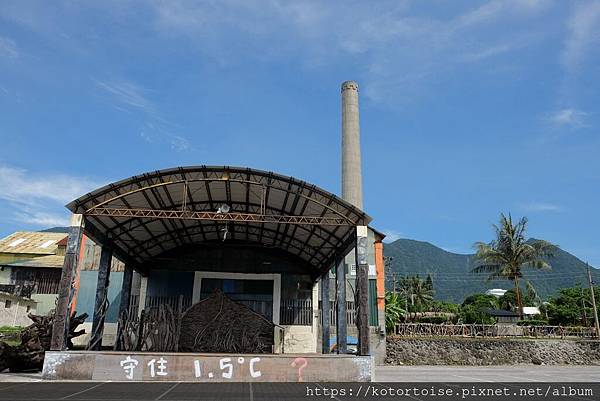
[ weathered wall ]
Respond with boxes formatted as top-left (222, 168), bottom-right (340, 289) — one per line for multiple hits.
top-left (386, 337), bottom-right (600, 366)
top-left (0, 295), bottom-right (36, 327)
top-left (281, 325), bottom-right (316, 353)
top-left (31, 294), bottom-right (57, 316)
top-left (75, 271), bottom-right (124, 323)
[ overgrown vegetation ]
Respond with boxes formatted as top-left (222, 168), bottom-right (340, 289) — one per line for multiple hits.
top-left (384, 291), bottom-right (406, 333)
top-left (382, 214), bottom-right (598, 331)
top-left (544, 285), bottom-right (600, 326)
top-left (458, 294), bottom-right (497, 324)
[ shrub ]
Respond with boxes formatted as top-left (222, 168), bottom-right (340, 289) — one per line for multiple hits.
top-left (416, 316), bottom-right (451, 324)
top-left (517, 319), bottom-right (548, 326)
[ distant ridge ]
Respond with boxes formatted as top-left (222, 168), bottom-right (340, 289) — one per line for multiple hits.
top-left (39, 227), bottom-right (70, 233)
top-left (384, 238), bottom-right (600, 303)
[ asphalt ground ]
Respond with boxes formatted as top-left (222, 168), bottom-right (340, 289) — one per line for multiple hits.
top-left (0, 366), bottom-right (597, 401)
top-left (3, 365), bottom-right (597, 383)
top-left (0, 381), bottom-right (598, 401)
top-left (375, 365), bottom-right (600, 382)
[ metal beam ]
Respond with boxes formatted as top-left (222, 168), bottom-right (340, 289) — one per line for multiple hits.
top-left (86, 207), bottom-right (354, 226)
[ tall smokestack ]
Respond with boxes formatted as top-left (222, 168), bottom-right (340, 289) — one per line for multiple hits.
top-left (341, 80), bottom-right (363, 210)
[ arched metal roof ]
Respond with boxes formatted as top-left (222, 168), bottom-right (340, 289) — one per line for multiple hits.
top-left (67, 166), bottom-right (371, 275)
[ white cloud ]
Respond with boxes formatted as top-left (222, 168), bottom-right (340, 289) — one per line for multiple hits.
top-left (459, 43), bottom-right (515, 63)
top-left (518, 201), bottom-right (562, 212)
top-left (170, 135), bottom-right (191, 151)
top-left (545, 108), bottom-right (589, 129)
top-left (0, 1), bottom-right (553, 106)
top-left (561, 2), bottom-right (600, 72)
top-left (147, 1), bottom-right (550, 104)
top-left (96, 80), bottom-right (155, 115)
top-left (0, 165), bottom-right (103, 229)
top-left (382, 229), bottom-right (403, 243)
top-left (0, 36), bottom-right (19, 59)
top-left (96, 78), bottom-right (192, 152)
top-left (14, 210), bottom-right (70, 227)
top-left (0, 165), bottom-right (101, 205)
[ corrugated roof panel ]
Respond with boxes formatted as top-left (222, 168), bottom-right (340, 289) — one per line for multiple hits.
top-left (0, 232), bottom-right (68, 255)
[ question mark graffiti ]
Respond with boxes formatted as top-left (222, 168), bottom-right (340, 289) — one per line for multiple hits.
top-left (291, 357), bottom-right (308, 382)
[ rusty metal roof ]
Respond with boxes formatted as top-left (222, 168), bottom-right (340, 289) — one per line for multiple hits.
top-left (0, 232), bottom-right (67, 255)
top-left (1, 254), bottom-right (65, 269)
top-left (66, 166), bottom-right (372, 276)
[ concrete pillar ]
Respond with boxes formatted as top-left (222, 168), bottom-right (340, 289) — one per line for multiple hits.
top-left (50, 213), bottom-right (84, 351)
top-left (341, 80), bottom-right (363, 210)
top-left (335, 257), bottom-right (347, 354)
top-left (89, 245), bottom-right (112, 350)
top-left (320, 273), bottom-right (331, 354)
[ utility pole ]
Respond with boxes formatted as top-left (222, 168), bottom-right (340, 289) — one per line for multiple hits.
top-left (580, 287), bottom-right (588, 327)
top-left (587, 263), bottom-right (600, 340)
top-left (384, 256), bottom-right (395, 293)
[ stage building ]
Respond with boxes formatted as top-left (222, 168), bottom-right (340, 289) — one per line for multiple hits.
top-left (43, 81), bottom-right (386, 381)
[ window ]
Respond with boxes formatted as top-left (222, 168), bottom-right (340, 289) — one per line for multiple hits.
top-left (8, 238), bottom-right (26, 247)
top-left (39, 240), bottom-right (55, 248)
top-left (4, 300), bottom-right (11, 308)
top-left (26, 305), bottom-right (31, 313)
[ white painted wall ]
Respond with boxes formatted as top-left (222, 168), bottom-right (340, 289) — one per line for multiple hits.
top-left (0, 294), bottom-right (37, 327)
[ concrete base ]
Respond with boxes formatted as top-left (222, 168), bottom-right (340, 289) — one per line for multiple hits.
top-left (42, 351), bottom-right (373, 382)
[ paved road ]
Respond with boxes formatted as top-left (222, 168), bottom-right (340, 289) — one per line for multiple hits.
top-left (0, 368), bottom-right (597, 400)
top-left (375, 365), bottom-right (600, 382)
top-left (1, 365), bottom-right (598, 383)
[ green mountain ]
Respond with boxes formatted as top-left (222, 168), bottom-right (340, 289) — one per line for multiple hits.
top-left (384, 238), bottom-right (600, 303)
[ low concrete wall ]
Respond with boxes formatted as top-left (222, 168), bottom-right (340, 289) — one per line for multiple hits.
top-left (386, 337), bottom-right (600, 366)
top-left (42, 351), bottom-right (373, 382)
top-left (281, 325), bottom-right (316, 353)
top-left (317, 326), bottom-right (386, 365)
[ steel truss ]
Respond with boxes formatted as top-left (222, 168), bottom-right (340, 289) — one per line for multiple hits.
top-left (85, 207), bottom-right (354, 226)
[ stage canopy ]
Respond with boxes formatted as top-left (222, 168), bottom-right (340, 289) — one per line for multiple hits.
top-left (67, 166), bottom-right (371, 277)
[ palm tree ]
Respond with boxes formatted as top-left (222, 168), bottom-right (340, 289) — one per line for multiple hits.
top-left (399, 276), bottom-right (434, 314)
top-left (472, 213), bottom-right (556, 314)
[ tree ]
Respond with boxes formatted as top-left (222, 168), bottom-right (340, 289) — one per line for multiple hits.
top-left (398, 275), bottom-right (434, 313)
top-left (498, 289), bottom-right (533, 311)
top-left (459, 294), bottom-right (499, 324)
top-left (384, 291), bottom-right (406, 333)
top-left (472, 213), bottom-right (556, 313)
top-left (545, 285), bottom-right (600, 326)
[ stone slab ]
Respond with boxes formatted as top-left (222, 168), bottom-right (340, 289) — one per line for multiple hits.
top-left (42, 351), bottom-right (373, 382)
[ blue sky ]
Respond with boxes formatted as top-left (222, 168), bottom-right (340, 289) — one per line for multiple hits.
top-left (0, 1), bottom-right (599, 266)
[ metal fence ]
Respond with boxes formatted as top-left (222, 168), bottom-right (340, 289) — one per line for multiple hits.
top-left (131, 295), bottom-right (363, 327)
top-left (394, 323), bottom-right (597, 339)
top-left (280, 299), bottom-right (312, 325)
top-left (138, 295), bottom-right (274, 322)
top-left (144, 295), bottom-right (193, 311)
